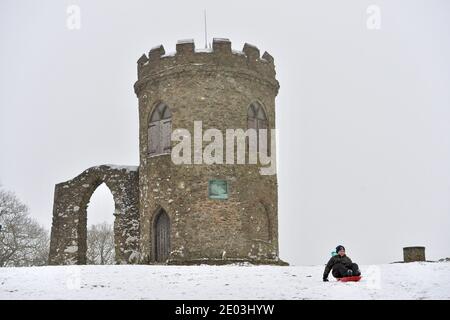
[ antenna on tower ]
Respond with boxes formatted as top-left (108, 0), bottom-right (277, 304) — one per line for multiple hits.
top-left (204, 9), bottom-right (208, 49)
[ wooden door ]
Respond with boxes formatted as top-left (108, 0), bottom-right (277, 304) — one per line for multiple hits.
top-left (154, 210), bottom-right (170, 262)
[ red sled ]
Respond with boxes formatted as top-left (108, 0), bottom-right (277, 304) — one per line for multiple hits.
top-left (337, 276), bottom-right (362, 282)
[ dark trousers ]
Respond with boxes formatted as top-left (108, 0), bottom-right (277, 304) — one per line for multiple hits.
top-left (332, 263), bottom-right (361, 278)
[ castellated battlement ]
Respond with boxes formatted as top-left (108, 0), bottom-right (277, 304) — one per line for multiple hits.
top-left (134, 38), bottom-right (278, 95)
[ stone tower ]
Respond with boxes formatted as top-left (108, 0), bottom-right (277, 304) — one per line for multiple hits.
top-left (49, 38), bottom-right (284, 265)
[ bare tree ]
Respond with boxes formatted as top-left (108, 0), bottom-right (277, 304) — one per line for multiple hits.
top-left (86, 222), bottom-right (115, 265)
top-left (0, 188), bottom-right (49, 267)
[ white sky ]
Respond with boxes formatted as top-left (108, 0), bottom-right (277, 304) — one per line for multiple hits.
top-left (1, 0), bottom-right (449, 266)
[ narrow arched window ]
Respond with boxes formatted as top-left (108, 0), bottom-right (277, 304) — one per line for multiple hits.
top-left (148, 103), bottom-right (172, 156)
top-left (248, 102), bottom-right (268, 131)
top-left (247, 102), bottom-right (268, 152)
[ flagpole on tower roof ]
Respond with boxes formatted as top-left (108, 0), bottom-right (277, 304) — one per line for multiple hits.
top-left (204, 9), bottom-right (208, 49)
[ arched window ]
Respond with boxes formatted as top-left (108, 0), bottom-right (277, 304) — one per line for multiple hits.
top-left (247, 102), bottom-right (267, 131)
top-left (247, 102), bottom-right (268, 152)
top-left (148, 103), bottom-right (172, 156)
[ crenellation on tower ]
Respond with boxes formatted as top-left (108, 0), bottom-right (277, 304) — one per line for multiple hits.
top-left (242, 43), bottom-right (260, 62)
top-left (212, 38), bottom-right (232, 54)
top-left (148, 45), bottom-right (165, 63)
top-left (176, 39), bottom-right (195, 54)
top-left (135, 38), bottom-right (278, 96)
top-left (262, 51), bottom-right (274, 65)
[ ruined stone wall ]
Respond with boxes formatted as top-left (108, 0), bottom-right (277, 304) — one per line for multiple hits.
top-left (135, 39), bottom-right (283, 265)
top-left (48, 165), bottom-right (139, 265)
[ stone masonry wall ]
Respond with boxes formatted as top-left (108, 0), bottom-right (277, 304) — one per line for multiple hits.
top-left (135, 39), bottom-right (284, 265)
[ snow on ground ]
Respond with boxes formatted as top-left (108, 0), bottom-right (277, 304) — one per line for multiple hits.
top-left (1, 262), bottom-right (449, 300)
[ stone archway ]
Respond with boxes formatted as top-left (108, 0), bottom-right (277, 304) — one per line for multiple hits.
top-left (48, 165), bottom-right (140, 265)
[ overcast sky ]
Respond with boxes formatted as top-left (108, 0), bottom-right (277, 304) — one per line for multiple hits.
top-left (1, 0), bottom-right (449, 266)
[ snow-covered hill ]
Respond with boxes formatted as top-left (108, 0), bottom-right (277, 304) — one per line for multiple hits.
top-left (1, 262), bottom-right (449, 299)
